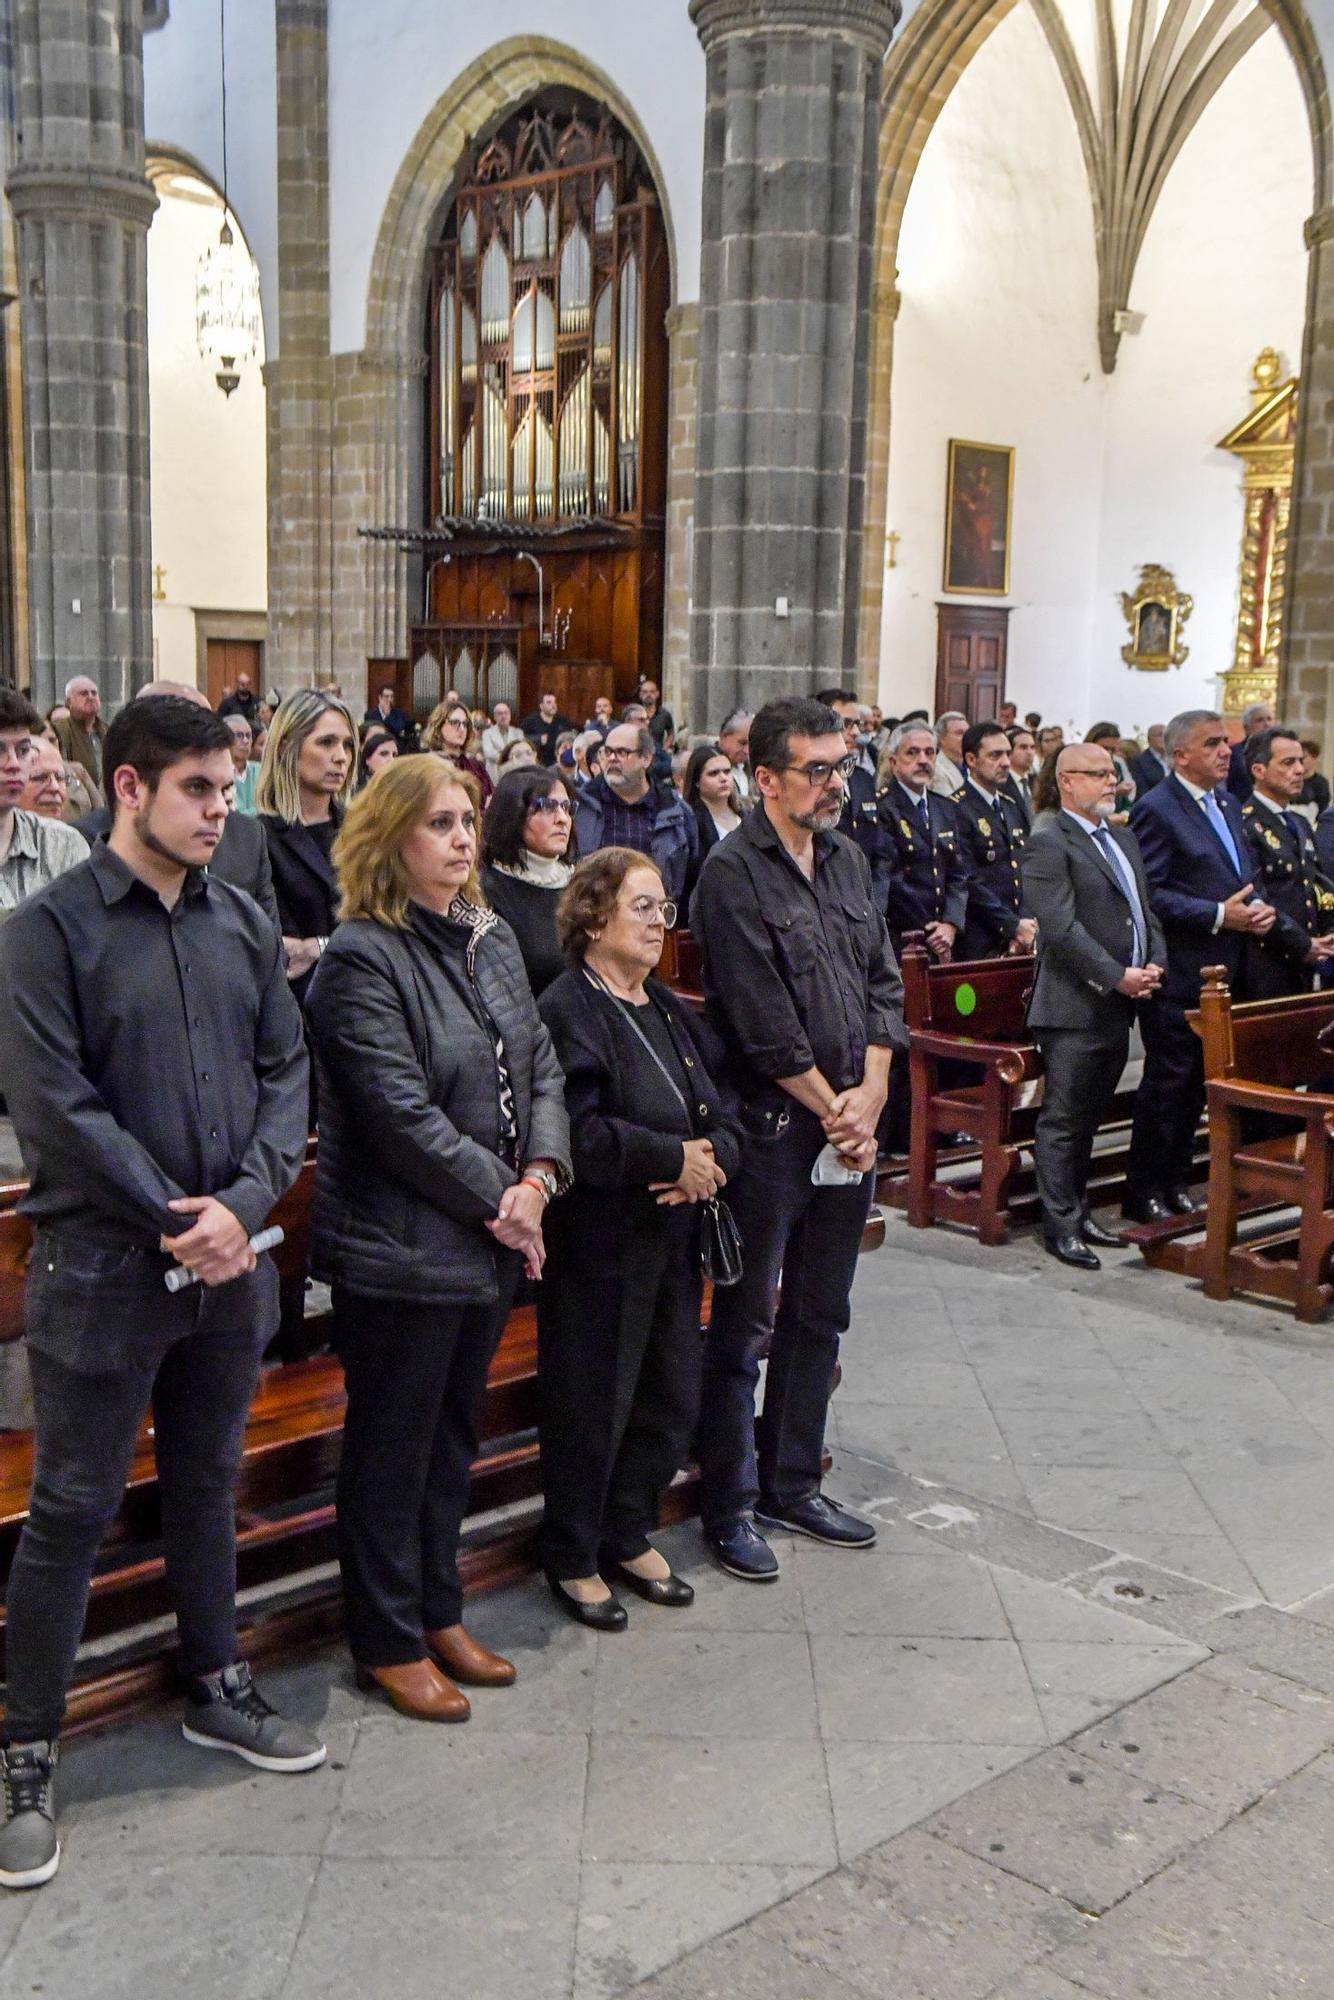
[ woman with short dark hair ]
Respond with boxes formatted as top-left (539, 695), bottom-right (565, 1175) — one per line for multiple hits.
top-left (537, 849), bottom-right (743, 1628)
top-left (306, 757), bottom-right (570, 1719)
top-left (480, 767), bottom-right (575, 996)
top-left (357, 727), bottom-right (398, 790)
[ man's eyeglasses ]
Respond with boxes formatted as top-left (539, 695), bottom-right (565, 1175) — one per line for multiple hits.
top-left (601, 745), bottom-right (639, 762)
top-left (1064, 766), bottom-right (1115, 779)
top-left (624, 895), bottom-right (677, 929)
top-left (783, 754), bottom-right (857, 787)
top-left (528, 796), bottom-right (573, 817)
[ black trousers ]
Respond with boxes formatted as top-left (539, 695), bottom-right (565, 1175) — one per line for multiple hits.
top-left (333, 1265), bottom-right (517, 1667)
top-left (697, 1105), bottom-right (872, 1533)
top-left (5, 1253), bottom-right (274, 1743)
top-left (1033, 1021), bottom-right (1129, 1238)
top-left (538, 1204), bottom-right (702, 1580)
top-left (1125, 994), bottom-right (1204, 1202)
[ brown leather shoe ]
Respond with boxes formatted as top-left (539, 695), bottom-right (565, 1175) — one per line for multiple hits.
top-left (354, 1658), bottom-right (471, 1722)
top-left (425, 1624), bottom-right (517, 1688)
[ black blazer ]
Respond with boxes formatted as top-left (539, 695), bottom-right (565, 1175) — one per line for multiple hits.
top-left (75, 805), bottom-right (279, 935)
top-left (259, 812), bottom-right (341, 943)
top-left (1021, 813), bottom-right (1165, 1030)
top-left (1129, 748), bottom-right (1168, 797)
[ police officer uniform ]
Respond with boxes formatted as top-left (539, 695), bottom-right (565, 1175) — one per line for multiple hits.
top-left (1241, 791), bottom-right (1334, 997)
top-left (838, 763), bottom-right (892, 904)
top-left (952, 779), bottom-right (1029, 960)
top-left (876, 776), bottom-right (970, 956)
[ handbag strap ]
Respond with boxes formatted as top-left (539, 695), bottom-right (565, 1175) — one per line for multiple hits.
top-left (583, 968), bottom-right (691, 1122)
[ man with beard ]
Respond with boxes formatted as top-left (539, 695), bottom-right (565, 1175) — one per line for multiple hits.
top-left (690, 698), bottom-right (908, 1580)
top-left (0, 696), bottom-right (321, 1891)
top-left (571, 720), bottom-right (697, 902)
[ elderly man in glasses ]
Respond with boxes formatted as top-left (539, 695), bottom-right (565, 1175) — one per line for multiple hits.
top-left (571, 721), bottom-right (698, 905)
top-left (690, 697), bottom-right (908, 1581)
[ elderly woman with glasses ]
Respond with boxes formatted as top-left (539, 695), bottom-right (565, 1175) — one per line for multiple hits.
top-left (537, 849), bottom-right (743, 1628)
top-left (480, 767), bottom-right (575, 996)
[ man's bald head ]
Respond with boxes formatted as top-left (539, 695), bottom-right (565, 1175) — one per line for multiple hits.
top-left (139, 679), bottom-right (210, 708)
top-left (1055, 740), bottom-right (1117, 821)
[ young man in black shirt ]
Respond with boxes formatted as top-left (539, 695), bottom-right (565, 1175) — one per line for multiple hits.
top-left (690, 698), bottom-right (908, 1579)
top-left (0, 697), bottom-right (321, 1891)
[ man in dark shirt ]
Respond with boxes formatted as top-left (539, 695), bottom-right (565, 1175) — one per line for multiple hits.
top-left (521, 690), bottom-right (575, 766)
top-left (0, 697), bottom-right (322, 1893)
top-left (691, 697), bottom-right (908, 1581)
top-left (362, 681), bottom-right (412, 742)
top-left (217, 669), bottom-right (260, 727)
top-left (572, 721), bottom-right (698, 902)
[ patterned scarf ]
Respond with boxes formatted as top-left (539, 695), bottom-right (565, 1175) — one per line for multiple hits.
top-left (446, 893), bottom-right (501, 978)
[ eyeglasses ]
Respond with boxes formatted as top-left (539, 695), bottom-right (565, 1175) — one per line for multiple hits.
top-left (624, 895), bottom-right (677, 929)
top-left (528, 796), bottom-right (573, 817)
top-left (601, 745), bottom-right (640, 762)
top-left (783, 754), bottom-right (857, 787)
top-left (1063, 766), bottom-right (1115, 779)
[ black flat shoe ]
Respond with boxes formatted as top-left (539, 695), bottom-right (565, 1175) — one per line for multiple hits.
top-left (1044, 1233), bottom-right (1100, 1270)
top-left (607, 1563), bottom-right (695, 1608)
top-left (1081, 1216), bottom-right (1128, 1249)
top-left (1164, 1186), bottom-right (1206, 1215)
top-left (1122, 1194), bottom-right (1171, 1224)
top-left (545, 1573), bottom-right (628, 1632)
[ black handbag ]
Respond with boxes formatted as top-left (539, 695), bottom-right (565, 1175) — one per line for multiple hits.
top-left (700, 1195), bottom-right (744, 1286)
top-left (586, 969), bottom-right (744, 1284)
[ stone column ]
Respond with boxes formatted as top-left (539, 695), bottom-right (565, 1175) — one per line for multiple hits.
top-left (688, 0), bottom-right (898, 729)
top-left (6, 0), bottom-right (157, 710)
top-left (1280, 206), bottom-right (1334, 739)
top-left (267, 0), bottom-right (334, 694)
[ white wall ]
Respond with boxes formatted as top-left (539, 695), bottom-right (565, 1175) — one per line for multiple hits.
top-left (1089, 27), bottom-right (1310, 725)
top-left (880, 1), bottom-right (1312, 736)
top-left (143, 0), bottom-right (280, 353)
top-left (147, 182), bottom-right (268, 684)
top-left (880, 0), bottom-right (1105, 729)
top-left (327, 1), bottom-right (706, 354)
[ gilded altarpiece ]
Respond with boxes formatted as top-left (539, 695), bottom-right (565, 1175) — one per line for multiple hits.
top-left (1218, 349), bottom-right (1296, 714)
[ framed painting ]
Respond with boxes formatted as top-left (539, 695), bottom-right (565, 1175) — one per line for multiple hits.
top-left (942, 439), bottom-right (1014, 596)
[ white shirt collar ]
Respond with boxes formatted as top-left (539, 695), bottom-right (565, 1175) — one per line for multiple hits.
top-left (1250, 787), bottom-right (1289, 819)
top-left (1059, 806), bottom-right (1106, 838)
top-left (1175, 773), bottom-right (1214, 805)
top-left (966, 776), bottom-right (998, 806)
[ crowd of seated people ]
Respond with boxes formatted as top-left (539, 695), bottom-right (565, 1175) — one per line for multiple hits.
top-left (0, 660), bottom-right (1327, 1901)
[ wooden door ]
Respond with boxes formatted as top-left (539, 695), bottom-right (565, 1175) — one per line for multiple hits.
top-left (934, 605), bottom-right (1008, 721)
top-left (206, 638), bottom-right (264, 711)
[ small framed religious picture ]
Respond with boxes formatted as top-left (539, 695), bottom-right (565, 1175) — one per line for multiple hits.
top-left (1120, 563), bottom-right (1193, 670)
top-left (943, 440), bottom-right (1014, 596)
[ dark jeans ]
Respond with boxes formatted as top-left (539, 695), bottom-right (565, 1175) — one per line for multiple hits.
top-left (1033, 1022), bottom-right (1129, 1238)
top-left (5, 1248), bottom-right (275, 1743)
top-left (332, 1266), bottom-right (517, 1668)
top-left (538, 1204), bottom-right (702, 1580)
top-left (697, 1104), bottom-right (873, 1533)
top-left (1125, 995), bottom-right (1203, 1201)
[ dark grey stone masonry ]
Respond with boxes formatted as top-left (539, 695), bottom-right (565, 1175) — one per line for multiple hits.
top-left (688, 0), bottom-right (899, 728)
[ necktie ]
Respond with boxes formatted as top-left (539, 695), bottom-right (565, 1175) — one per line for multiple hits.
top-left (917, 792), bottom-right (931, 835)
top-left (1201, 789), bottom-right (1243, 876)
top-left (1093, 824), bottom-right (1146, 966)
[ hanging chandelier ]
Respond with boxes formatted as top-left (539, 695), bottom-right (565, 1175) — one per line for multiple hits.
top-left (194, 0), bottom-right (258, 397)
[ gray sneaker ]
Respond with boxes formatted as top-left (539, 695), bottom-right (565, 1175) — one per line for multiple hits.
top-left (181, 1663), bottom-right (326, 1773)
top-left (0, 1740), bottom-right (60, 1890)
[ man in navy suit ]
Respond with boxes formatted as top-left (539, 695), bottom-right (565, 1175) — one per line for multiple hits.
top-left (1128, 724), bottom-right (1169, 797)
top-left (1123, 708), bottom-right (1284, 1221)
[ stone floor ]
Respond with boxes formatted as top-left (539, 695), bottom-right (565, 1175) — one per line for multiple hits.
top-left (2, 1213), bottom-right (1334, 1998)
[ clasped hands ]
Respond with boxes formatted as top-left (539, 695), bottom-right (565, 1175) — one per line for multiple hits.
top-left (160, 1195), bottom-right (254, 1287)
top-left (1221, 884), bottom-right (1276, 935)
top-left (487, 1180), bottom-right (547, 1279)
top-left (1114, 962), bottom-right (1164, 1000)
top-left (652, 1138), bottom-right (727, 1208)
top-left (822, 1079), bottom-right (884, 1174)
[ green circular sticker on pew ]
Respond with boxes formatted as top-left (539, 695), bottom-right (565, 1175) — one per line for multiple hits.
top-left (954, 983), bottom-right (978, 1017)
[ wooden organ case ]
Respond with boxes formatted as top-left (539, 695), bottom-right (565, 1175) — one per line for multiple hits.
top-left (411, 97), bottom-right (669, 724)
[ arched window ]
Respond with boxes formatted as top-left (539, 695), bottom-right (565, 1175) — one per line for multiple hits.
top-left (430, 98), bottom-right (661, 528)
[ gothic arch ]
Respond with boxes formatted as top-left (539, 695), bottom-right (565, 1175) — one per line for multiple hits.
top-left (856, 0), bottom-right (1334, 693)
top-left (353, 37), bottom-right (678, 667)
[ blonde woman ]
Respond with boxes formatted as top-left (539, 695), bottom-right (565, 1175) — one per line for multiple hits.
top-left (422, 697), bottom-right (493, 806)
top-left (305, 757), bottom-right (570, 1720)
top-left (256, 690), bottom-right (357, 1001)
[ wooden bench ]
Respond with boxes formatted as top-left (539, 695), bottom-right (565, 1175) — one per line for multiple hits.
top-left (0, 1141), bottom-right (882, 1734)
top-left (1191, 968), bottom-right (1334, 1320)
top-left (879, 936), bottom-right (1150, 1244)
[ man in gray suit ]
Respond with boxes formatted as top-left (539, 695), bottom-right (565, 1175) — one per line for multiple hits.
top-left (1021, 743), bottom-right (1166, 1269)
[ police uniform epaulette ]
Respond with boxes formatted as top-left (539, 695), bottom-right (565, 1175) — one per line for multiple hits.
top-left (1242, 802), bottom-right (1255, 816)
top-left (951, 785), bottom-right (967, 801)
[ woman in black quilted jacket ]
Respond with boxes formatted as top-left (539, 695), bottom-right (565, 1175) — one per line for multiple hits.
top-left (305, 755), bottom-right (570, 1723)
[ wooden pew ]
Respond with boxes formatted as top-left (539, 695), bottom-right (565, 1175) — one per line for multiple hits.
top-left (1189, 968), bottom-right (1334, 1320)
top-left (880, 936), bottom-right (1149, 1244)
top-left (0, 1140), bottom-right (882, 1734)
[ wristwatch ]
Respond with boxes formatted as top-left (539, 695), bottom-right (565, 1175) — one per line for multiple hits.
top-left (521, 1166), bottom-right (560, 1204)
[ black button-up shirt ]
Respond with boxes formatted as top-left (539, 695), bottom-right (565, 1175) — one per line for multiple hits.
top-left (690, 803), bottom-right (908, 1098)
top-left (0, 841), bottom-right (309, 1246)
